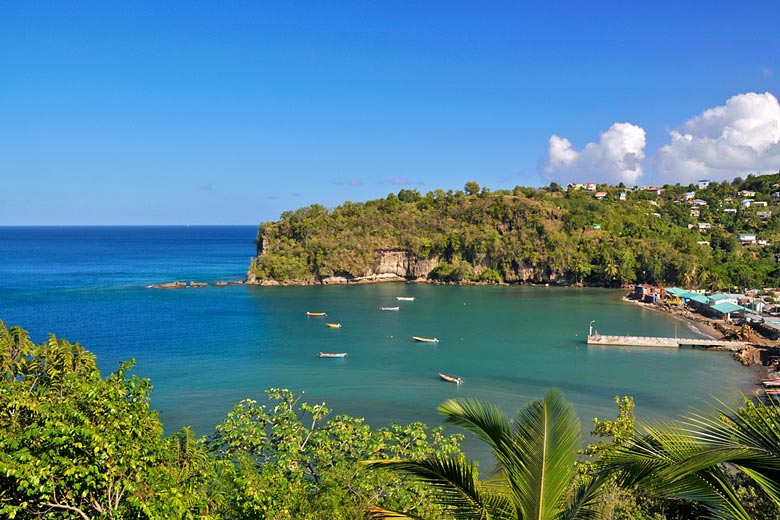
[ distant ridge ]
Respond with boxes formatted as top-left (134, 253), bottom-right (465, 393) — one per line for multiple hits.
top-left (248, 174), bottom-right (780, 289)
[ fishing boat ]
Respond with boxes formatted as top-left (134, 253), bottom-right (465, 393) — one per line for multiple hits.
top-left (325, 322), bottom-right (342, 328)
top-left (380, 306), bottom-right (400, 311)
top-left (412, 336), bottom-right (439, 343)
top-left (317, 352), bottom-right (347, 358)
top-left (763, 379), bottom-right (780, 387)
top-left (396, 296), bottom-right (415, 301)
top-left (306, 311), bottom-right (327, 317)
top-left (439, 373), bottom-right (463, 384)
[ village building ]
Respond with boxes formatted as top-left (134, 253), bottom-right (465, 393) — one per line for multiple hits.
top-left (753, 201), bottom-right (768, 207)
top-left (584, 182), bottom-right (597, 191)
top-left (738, 190), bottom-right (756, 197)
top-left (697, 223), bottom-right (711, 231)
top-left (723, 208), bottom-right (737, 213)
top-left (693, 199), bottom-right (708, 206)
top-left (697, 179), bottom-right (711, 189)
top-left (690, 208), bottom-right (700, 217)
top-left (683, 191), bottom-right (696, 200)
top-left (619, 191), bottom-right (627, 201)
top-left (737, 233), bottom-right (757, 245)
top-left (741, 199), bottom-right (753, 208)
top-left (594, 191), bottom-right (608, 200)
top-left (757, 210), bottom-right (772, 219)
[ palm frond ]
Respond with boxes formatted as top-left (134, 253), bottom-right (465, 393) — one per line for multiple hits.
top-left (366, 455), bottom-right (513, 519)
top-left (438, 398), bottom-right (511, 456)
top-left (501, 388), bottom-right (580, 520)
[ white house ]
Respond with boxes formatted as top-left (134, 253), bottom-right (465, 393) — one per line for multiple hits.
top-left (757, 210), bottom-right (773, 219)
top-left (619, 191), bottom-right (627, 201)
top-left (584, 182), bottom-right (597, 191)
top-left (741, 199), bottom-right (754, 208)
top-left (753, 201), bottom-right (768, 207)
top-left (683, 191), bottom-right (696, 200)
top-left (693, 199), bottom-right (708, 206)
top-left (690, 208), bottom-right (700, 217)
top-left (697, 179), bottom-right (711, 189)
top-left (723, 208), bottom-right (738, 213)
top-left (697, 223), bottom-right (712, 230)
top-left (739, 190), bottom-right (756, 197)
top-left (738, 233), bottom-right (757, 245)
top-left (594, 191), bottom-right (608, 200)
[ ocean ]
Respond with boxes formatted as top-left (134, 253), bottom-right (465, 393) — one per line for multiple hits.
top-left (0, 226), bottom-right (757, 449)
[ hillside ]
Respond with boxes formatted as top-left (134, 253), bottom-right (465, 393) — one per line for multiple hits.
top-left (248, 174), bottom-right (780, 289)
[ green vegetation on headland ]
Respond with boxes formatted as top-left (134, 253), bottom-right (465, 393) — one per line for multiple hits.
top-left (3, 320), bottom-right (780, 519)
top-left (249, 173), bottom-right (780, 289)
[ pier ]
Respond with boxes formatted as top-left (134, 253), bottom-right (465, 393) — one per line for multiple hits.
top-left (586, 333), bottom-right (748, 351)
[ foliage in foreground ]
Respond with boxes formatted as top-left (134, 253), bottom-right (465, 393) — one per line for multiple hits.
top-left (0, 321), bottom-right (463, 519)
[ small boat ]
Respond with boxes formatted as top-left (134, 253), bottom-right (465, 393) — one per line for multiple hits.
top-left (317, 352), bottom-right (347, 358)
top-left (325, 322), bottom-right (342, 328)
top-left (380, 306), bottom-right (400, 311)
top-left (412, 336), bottom-right (439, 343)
top-left (396, 296), bottom-right (415, 301)
top-left (439, 373), bottom-right (463, 384)
top-left (763, 380), bottom-right (780, 387)
top-left (306, 311), bottom-right (327, 317)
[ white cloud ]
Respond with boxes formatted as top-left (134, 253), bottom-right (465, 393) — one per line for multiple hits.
top-left (542, 122), bottom-right (646, 185)
top-left (656, 92), bottom-right (780, 183)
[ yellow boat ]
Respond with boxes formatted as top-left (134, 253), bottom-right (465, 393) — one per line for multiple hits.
top-left (325, 322), bottom-right (342, 328)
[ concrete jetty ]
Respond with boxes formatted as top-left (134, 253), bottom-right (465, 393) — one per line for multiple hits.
top-left (587, 333), bottom-right (748, 351)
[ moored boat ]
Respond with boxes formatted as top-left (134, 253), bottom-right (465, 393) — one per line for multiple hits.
top-left (325, 322), bottom-right (342, 328)
top-left (439, 373), bottom-right (463, 384)
top-left (412, 336), bottom-right (439, 343)
top-left (306, 311), bottom-right (327, 317)
top-left (380, 306), bottom-right (400, 311)
top-left (396, 296), bottom-right (415, 301)
top-left (317, 352), bottom-right (347, 358)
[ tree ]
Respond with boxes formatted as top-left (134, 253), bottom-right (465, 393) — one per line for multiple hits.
top-left (600, 396), bottom-right (780, 519)
top-left (0, 323), bottom-right (217, 519)
top-left (208, 388), bottom-right (464, 519)
top-left (368, 389), bottom-right (604, 519)
top-left (464, 181), bottom-right (481, 196)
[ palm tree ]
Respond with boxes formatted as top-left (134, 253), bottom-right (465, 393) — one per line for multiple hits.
top-left (599, 396), bottom-right (780, 520)
top-left (367, 388), bottom-right (604, 519)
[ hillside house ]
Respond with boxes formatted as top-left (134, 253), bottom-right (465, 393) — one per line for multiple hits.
top-left (759, 239), bottom-right (769, 246)
top-left (738, 233), bottom-right (757, 245)
top-left (697, 179), bottom-right (711, 189)
top-left (757, 210), bottom-right (773, 219)
top-left (690, 208), bottom-right (700, 217)
top-left (646, 187), bottom-right (663, 195)
top-left (753, 201), bottom-right (768, 207)
top-left (594, 191), bottom-right (608, 200)
top-left (697, 223), bottom-right (712, 231)
top-left (741, 199), bottom-right (753, 208)
top-left (567, 183), bottom-right (584, 190)
top-left (693, 199), bottom-right (708, 206)
top-left (619, 191), bottom-right (627, 201)
top-left (683, 191), bottom-right (696, 200)
top-left (697, 240), bottom-right (710, 246)
top-left (772, 192), bottom-right (780, 200)
top-left (739, 190), bottom-right (756, 197)
top-left (723, 208), bottom-right (737, 214)
top-left (584, 182), bottom-right (597, 191)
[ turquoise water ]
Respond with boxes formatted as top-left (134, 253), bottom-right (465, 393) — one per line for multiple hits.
top-left (0, 227), bottom-right (758, 450)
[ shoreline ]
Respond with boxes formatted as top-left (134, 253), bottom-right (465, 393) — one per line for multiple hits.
top-left (622, 296), bottom-right (779, 384)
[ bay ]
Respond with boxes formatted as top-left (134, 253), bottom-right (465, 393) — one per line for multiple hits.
top-left (0, 226), bottom-right (758, 450)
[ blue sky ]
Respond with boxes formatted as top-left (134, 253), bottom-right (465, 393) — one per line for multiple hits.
top-left (2, 1), bottom-right (780, 225)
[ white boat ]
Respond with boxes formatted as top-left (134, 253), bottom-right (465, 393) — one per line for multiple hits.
top-left (396, 297), bottom-right (415, 301)
top-left (439, 373), bottom-right (463, 384)
top-left (380, 306), bottom-right (400, 311)
top-left (318, 352), bottom-right (347, 358)
top-left (412, 336), bottom-right (439, 343)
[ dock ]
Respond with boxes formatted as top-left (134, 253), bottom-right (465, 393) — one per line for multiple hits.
top-left (587, 333), bottom-right (749, 351)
